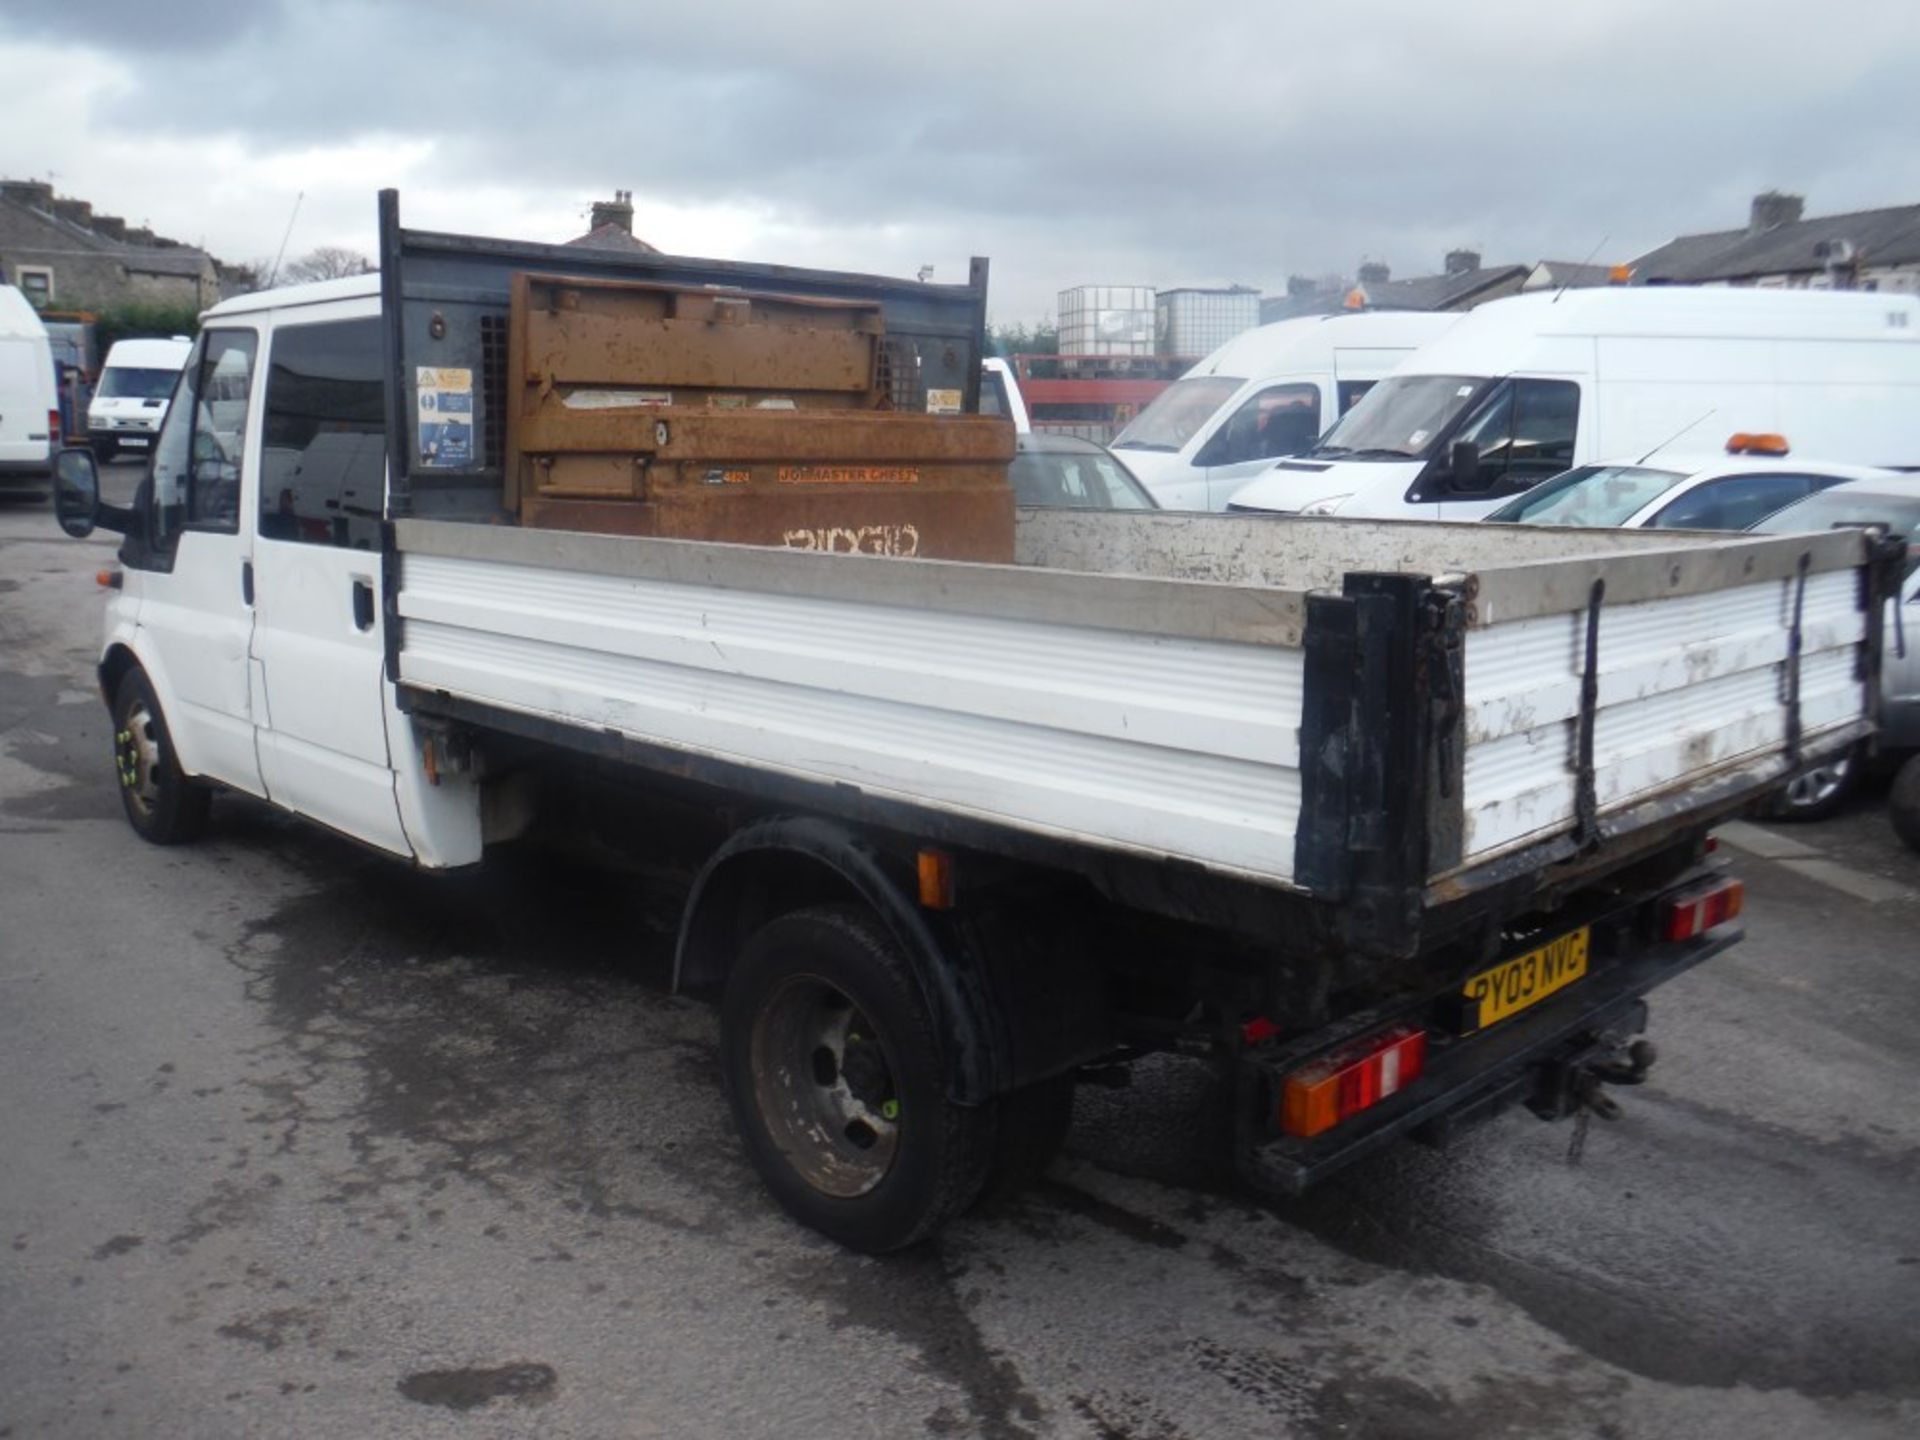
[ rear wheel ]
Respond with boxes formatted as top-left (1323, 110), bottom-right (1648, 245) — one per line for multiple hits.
top-left (112, 669), bottom-right (211, 845)
top-left (1891, 755), bottom-right (1920, 854)
top-left (1765, 748), bottom-right (1858, 822)
top-left (720, 904), bottom-right (993, 1252)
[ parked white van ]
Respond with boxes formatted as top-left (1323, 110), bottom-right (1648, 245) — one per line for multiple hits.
top-left (0, 284), bottom-right (58, 497)
top-left (1109, 311), bottom-right (1462, 510)
top-left (1226, 288), bottom-right (1920, 521)
top-left (88, 336), bottom-right (193, 461)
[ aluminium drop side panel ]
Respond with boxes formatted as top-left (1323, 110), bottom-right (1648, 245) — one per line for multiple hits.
top-left (392, 520), bottom-right (1310, 884)
top-left (1457, 557), bottom-right (1869, 863)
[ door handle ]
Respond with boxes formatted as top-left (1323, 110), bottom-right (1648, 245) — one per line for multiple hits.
top-left (241, 560), bottom-right (254, 606)
top-left (352, 578), bottom-right (375, 632)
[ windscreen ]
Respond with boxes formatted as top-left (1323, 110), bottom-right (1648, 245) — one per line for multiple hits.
top-left (1312, 374), bottom-right (1484, 459)
top-left (1011, 445), bottom-right (1157, 509)
top-left (1753, 488), bottom-right (1920, 571)
top-left (1112, 376), bottom-right (1242, 451)
top-left (1486, 465), bottom-right (1684, 526)
top-left (97, 366), bottom-right (181, 401)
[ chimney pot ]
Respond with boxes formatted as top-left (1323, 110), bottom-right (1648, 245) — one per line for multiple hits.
top-left (1444, 248), bottom-right (1481, 276)
top-left (589, 190), bottom-right (635, 235)
top-left (1357, 260), bottom-right (1391, 285)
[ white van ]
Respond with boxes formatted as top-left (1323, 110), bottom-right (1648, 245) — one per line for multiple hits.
top-left (88, 336), bottom-right (193, 460)
top-left (1226, 287), bottom-right (1920, 521)
top-left (1109, 311), bottom-right (1462, 510)
top-left (0, 285), bottom-right (58, 497)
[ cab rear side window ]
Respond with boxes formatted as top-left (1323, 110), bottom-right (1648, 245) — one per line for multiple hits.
top-left (259, 318), bottom-right (387, 549)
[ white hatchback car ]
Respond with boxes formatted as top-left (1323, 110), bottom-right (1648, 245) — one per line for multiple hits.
top-left (1482, 435), bottom-right (1902, 532)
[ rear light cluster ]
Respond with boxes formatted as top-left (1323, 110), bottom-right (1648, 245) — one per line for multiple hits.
top-left (1659, 877), bottom-right (1744, 942)
top-left (1281, 1023), bottom-right (1428, 1139)
top-left (49, 408), bottom-right (62, 445)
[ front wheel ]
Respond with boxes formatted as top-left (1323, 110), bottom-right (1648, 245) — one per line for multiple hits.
top-left (90, 437), bottom-right (119, 463)
top-left (720, 904), bottom-right (994, 1252)
top-left (112, 669), bottom-right (211, 845)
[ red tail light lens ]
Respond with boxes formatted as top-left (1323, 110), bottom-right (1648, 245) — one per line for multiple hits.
top-left (1281, 1023), bottom-right (1428, 1139)
top-left (49, 408), bottom-right (61, 445)
top-left (1660, 877), bottom-right (1744, 943)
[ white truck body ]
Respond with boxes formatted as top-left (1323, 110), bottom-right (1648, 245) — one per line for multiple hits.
top-left (88, 265), bottom-right (1879, 893)
top-left (1111, 311), bottom-right (1462, 511)
top-left (1227, 287), bottom-right (1920, 521)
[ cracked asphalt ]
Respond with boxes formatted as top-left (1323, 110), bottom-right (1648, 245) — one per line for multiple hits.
top-left (3, 471), bottom-right (1918, 1439)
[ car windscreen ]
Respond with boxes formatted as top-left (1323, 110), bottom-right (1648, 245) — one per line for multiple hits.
top-left (1310, 374), bottom-right (1485, 460)
top-left (1485, 465), bottom-right (1686, 526)
top-left (96, 366), bottom-right (182, 401)
top-left (1011, 446), bottom-right (1158, 509)
top-left (1752, 488), bottom-right (1920, 574)
top-left (1111, 376), bottom-right (1243, 451)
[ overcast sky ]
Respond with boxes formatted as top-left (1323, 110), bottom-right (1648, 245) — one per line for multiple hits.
top-left (4, 0), bottom-right (1919, 321)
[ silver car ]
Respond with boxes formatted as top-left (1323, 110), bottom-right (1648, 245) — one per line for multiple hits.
top-left (1751, 480), bottom-right (1920, 839)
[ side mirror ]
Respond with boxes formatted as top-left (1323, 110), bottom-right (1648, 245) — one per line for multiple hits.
top-left (53, 447), bottom-right (101, 538)
top-left (1448, 439), bottom-right (1489, 493)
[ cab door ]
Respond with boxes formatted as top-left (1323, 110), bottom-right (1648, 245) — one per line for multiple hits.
top-left (247, 311), bottom-right (409, 856)
top-left (125, 327), bottom-right (266, 797)
top-left (1200, 380), bottom-right (1324, 509)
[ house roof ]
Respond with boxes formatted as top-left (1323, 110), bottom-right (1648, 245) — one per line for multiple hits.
top-left (564, 222), bottom-right (661, 254)
top-left (1632, 203), bottom-right (1920, 283)
top-left (1526, 260), bottom-right (1617, 290)
top-left (0, 182), bottom-right (217, 277)
top-left (1261, 263), bottom-right (1527, 321)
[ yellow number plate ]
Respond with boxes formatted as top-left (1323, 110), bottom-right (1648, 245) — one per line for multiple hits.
top-left (1463, 927), bottom-right (1590, 1029)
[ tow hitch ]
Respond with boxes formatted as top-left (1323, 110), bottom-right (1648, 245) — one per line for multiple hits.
top-left (1531, 1025), bottom-right (1658, 1162)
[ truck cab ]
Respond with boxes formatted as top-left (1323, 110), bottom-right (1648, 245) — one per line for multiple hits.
top-left (60, 276), bottom-right (480, 865)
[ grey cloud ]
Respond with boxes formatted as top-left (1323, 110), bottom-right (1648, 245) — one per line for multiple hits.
top-left (5, 0), bottom-right (1920, 317)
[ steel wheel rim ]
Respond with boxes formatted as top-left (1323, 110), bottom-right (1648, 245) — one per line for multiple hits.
top-left (116, 697), bottom-right (163, 820)
top-left (750, 974), bottom-right (900, 1198)
top-left (1784, 757), bottom-right (1851, 809)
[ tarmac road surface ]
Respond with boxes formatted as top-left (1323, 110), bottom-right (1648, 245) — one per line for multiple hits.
top-left (3, 470), bottom-right (1917, 1439)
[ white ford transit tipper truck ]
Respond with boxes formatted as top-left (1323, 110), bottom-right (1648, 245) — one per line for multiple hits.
top-left (47, 194), bottom-right (1906, 1252)
top-left (1226, 287), bottom-right (1920, 521)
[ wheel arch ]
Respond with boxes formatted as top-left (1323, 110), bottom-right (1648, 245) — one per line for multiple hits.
top-left (97, 638), bottom-right (208, 779)
top-left (676, 814), bottom-right (996, 1104)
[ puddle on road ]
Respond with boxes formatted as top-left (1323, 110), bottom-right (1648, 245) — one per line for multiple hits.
top-left (397, 1361), bottom-right (557, 1411)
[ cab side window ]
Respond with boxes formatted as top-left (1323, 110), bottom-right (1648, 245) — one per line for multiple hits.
top-left (148, 329), bottom-right (257, 552)
top-left (1196, 383), bottom-right (1322, 466)
top-left (258, 318), bottom-right (387, 549)
top-left (1646, 473), bottom-right (1835, 531)
top-left (1449, 379), bottom-right (1580, 496)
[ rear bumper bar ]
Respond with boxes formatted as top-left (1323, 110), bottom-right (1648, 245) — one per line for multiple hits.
top-left (1236, 924), bottom-right (1736, 1196)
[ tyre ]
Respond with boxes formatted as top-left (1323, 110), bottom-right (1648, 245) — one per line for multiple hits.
top-left (111, 669), bottom-right (211, 845)
top-left (1764, 748), bottom-right (1858, 822)
top-left (720, 904), bottom-right (994, 1253)
top-left (1891, 755), bottom-right (1920, 854)
top-left (91, 437), bottom-right (119, 463)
